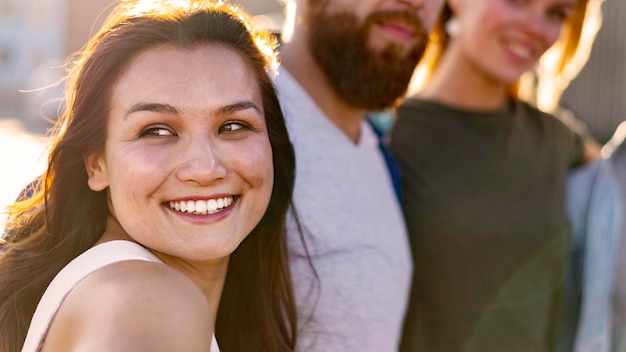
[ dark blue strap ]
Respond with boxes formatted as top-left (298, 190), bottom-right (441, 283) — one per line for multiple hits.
top-left (367, 113), bottom-right (402, 203)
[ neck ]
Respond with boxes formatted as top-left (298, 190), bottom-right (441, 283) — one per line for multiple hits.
top-left (156, 252), bottom-right (228, 326)
top-left (419, 42), bottom-right (508, 111)
top-left (183, 261), bottom-right (227, 326)
top-left (280, 40), bottom-right (366, 144)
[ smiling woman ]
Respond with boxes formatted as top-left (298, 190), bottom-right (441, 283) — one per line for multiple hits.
top-left (390, 0), bottom-right (602, 351)
top-left (0, 1), bottom-right (304, 351)
top-left (85, 44), bottom-right (275, 263)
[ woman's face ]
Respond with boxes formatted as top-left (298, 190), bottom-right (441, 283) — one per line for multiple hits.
top-left (450, 0), bottom-right (576, 84)
top-left (86, 43), bottom-right (274, 264)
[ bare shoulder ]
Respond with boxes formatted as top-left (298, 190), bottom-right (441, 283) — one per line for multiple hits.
top-left (42, 260), bottom-right (213, 352)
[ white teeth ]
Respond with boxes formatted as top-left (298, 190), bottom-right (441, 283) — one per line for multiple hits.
top-left (207, 199), bottom-right (218, 213)
top-left (168, 197), bottom-right (234, 215)
top-left (508, 43), bottom-right (531, 59)
top-left (196, 200), bottom-right (207, 213)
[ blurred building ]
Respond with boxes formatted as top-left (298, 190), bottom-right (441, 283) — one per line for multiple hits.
top-left (0, 0), bottom-right (68, 131)
top-left (0, 0), bottom-right (283, 133)
top-left (561, 0), bottom-right (626, 143)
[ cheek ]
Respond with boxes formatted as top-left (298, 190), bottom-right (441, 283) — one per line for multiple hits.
top-left (467, 2), bottom-right (510, 38)
top-left (105, 146), bottom-right (171, 206)
top-left (228, 139), bottom-right (275, 229)
top-left (235, 139), bottom-right (274, 192)
top-left (460, 12), bottom-right (489, 46)
top-left (545, 25), bottom-right (564, 49)
top-left (109, 144), bottom-right (172, 179)
top-left (104, 153), bottom-right (163, 240)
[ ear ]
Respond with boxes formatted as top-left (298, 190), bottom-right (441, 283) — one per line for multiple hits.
top-left (85, 153), bottom-right (110, 191)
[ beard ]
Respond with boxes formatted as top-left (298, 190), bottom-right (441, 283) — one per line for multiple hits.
top-left (306, 2), bottom-right (428, 110)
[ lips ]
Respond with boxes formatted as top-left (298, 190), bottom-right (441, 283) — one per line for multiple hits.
top-left (168, 196), bottom-right (234, 215)
top-left (376, 21), bottom-right (416, 41)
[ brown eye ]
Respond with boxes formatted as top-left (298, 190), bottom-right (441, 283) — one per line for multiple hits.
top-left (140, 126), bottom-right (175, 137)
top-left (547, 8), bottom-right (568, 22)
top-left (220, 122), bottom-right (249, 133)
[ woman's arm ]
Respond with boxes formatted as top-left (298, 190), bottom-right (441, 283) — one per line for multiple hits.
top-left (41, 260), bottom-right (214, 352)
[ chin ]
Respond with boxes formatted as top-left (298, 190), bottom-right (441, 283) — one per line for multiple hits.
top-left (491, 71), bottom-right (525, 86)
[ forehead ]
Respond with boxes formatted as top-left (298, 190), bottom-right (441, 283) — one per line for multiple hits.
top-left (111, 43), bottom-right (261, 110)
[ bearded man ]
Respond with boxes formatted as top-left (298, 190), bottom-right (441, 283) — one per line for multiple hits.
top-left (274, 0), bottom-right (444, 350)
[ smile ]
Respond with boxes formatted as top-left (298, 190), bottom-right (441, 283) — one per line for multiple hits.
top-left (168, 196), bottom-right (234, 215)
top-left (504, 42), bottom-right (532, 60)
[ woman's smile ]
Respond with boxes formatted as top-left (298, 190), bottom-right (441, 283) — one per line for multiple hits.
top-left (167, 196), bottom-right (236, 215)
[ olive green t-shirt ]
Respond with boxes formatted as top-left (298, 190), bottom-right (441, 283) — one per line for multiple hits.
top-left (390, 98), bottom-right (585, 352)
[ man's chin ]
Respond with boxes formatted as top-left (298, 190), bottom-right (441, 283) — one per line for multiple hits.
top-left (367, 40), bottom-right (415, 62)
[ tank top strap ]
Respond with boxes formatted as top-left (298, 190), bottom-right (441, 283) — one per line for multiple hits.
top-left (22, 240), bottom-right (162, 352)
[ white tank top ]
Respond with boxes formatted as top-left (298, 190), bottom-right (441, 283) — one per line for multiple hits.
top-left (21, 240), bottom-right (220, 352)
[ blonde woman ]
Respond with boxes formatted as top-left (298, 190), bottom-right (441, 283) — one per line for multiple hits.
top-left (390, 0), bottom-right (602, 351)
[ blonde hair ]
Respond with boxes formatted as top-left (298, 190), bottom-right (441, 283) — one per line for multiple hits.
top-left (408, 0), bottom-right (605, 113)
top-left (524, 0), bottom-right (605, 112)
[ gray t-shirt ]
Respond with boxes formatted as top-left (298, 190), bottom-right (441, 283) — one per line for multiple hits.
top-left (275, 68), bottom-right (412, 352)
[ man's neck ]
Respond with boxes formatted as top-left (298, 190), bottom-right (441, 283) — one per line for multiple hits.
top-left (280, 42), bottom-right (365, 144)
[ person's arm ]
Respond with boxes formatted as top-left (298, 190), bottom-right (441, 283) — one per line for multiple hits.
top-left (41, 260), bottom-right (214, 352)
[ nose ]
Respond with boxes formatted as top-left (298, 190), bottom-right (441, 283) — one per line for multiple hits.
top-left (392, 0), bottom-right (426, 10)
top-left (391, 0), bottom-right (445, 27)
top-left (175, 137), bottom-right (227, 185)
top-left (395, 0), bottom-right (421, 6)
top-left (392, 0), bottom-right (445, 10)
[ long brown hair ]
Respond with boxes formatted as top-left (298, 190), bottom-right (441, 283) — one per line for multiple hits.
top-left (0, 1), bottom-right (298, 351)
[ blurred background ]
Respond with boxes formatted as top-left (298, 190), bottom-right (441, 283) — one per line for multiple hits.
top-left (0, 0), bottom-right (625, 232)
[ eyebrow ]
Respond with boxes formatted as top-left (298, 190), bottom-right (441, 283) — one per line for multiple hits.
top-left (217, 101), bottom-right (263, 116)
top-left (124, 101), bottom-right (262, 119)
top-left (125, 103), bottom-right (178, 118)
